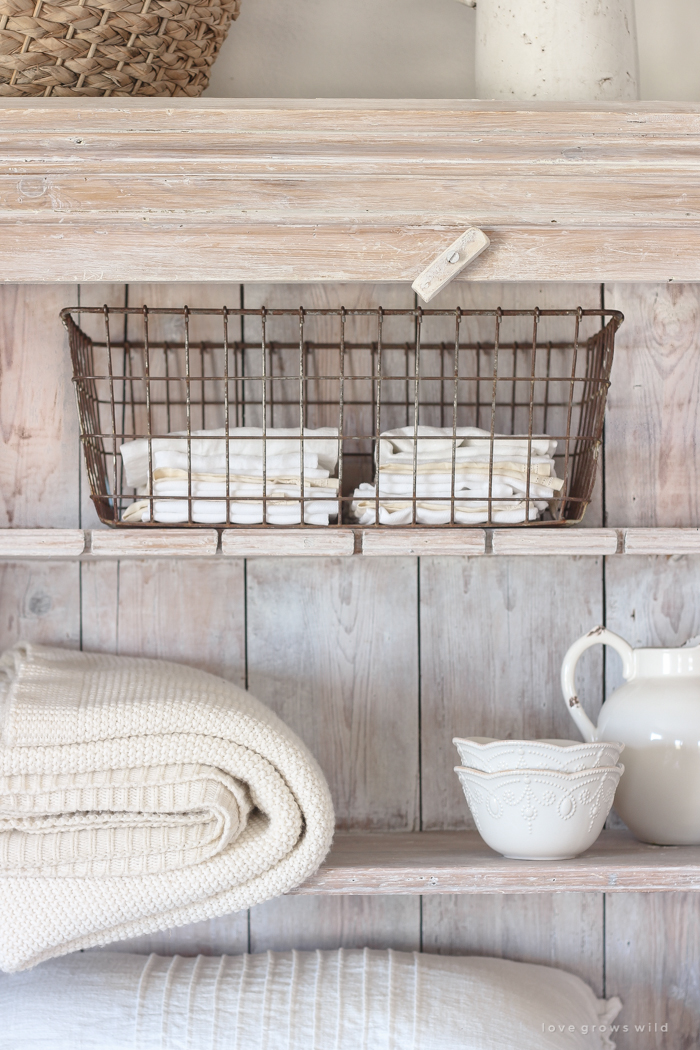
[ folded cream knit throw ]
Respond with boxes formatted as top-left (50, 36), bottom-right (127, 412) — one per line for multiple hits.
top-left (0, 644), bottom-right (335, 972)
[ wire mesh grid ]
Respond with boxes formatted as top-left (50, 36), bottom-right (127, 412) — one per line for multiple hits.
top-left (63, 304), bottom-right (622, 529)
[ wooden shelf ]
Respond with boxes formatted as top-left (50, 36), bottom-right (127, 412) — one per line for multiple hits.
top-left (3, 527), bottom-right (700, 558)
top-left (1, 99), bottom-right (699, 283)
top-left (293, 831), bottom-right (700, 894)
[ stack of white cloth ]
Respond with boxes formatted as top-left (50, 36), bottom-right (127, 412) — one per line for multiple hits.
top-left (0, 949), bottom-right (623, 1048)
top-left (0, 644), bottom-right (334, 972)
top-left (352, 425), bottom-right (563, 525)
top-left (119, 427), bottom-right (340, 525)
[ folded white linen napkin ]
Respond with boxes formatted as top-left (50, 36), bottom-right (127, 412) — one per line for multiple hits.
top-left (120, 428), bottom-right (340, 489)
top-left (378, 463), bottom-right (563, 500)
top-left (147, 473), bottom-right (339, 497)
top-left (355, 425), bottom-right (560, 525)
top-left (351, 486), bottom-right (544, 526)
top-left (147, 449), bottom-right (326, 478)
top-left (0, 949), bottom-right (623, 1049)
top-left (0, 644), bottom-right (335, 973)
top-left (123, 498), bottom-right (339, 526)
top-left (123, 471), bottom-right (340, 524)
top-left (379, 425), bottom-right (558, 461)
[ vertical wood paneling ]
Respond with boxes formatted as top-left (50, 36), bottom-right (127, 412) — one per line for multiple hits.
top-left (605, 893), bottom-right (700, 1050)
top-left (246, 556), bottom-right (419, 830)
top-left (0, 561), bottom-right (80, 650)
top-left (81, 558), bottom-right (246, 686)
top-left (103, 914), bottom-right (250, 958)
top-left (0, 285), bottom-right (78, 528)
top-left (605, 283), bottom-right (700, 527)
top-left (246, 554), bottom-right (420, 950)
top-left (420, 555), bottom-right (604, 831)
top-left (422, 894), bottom-right (604, 993)
top-left (602, 282), bottom-right (700, 1045)
top-left (250, 896), bottom-right (420, 954)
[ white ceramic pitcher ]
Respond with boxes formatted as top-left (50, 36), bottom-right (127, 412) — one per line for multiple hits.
top-left (561, 626), bottom-right (700, 845)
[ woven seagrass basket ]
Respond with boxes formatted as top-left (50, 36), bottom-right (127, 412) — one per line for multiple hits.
top-left (0, 0), bottom-right (241, 97)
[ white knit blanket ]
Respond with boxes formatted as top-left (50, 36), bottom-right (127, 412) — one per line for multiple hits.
top-left (0, 949), bottom-right (623, 1049)
top-left (0, 644), bottom-right (335, 973)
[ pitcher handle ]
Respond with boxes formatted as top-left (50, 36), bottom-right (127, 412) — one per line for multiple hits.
top-left (561, 626), bottom-right (634, 742)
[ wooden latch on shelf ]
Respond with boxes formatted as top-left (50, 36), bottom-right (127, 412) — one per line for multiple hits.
top-left (412, 227), bottom-right (490, 303)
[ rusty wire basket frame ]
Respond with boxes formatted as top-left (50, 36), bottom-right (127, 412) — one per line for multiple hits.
top-left (63, 304), bottom-right (623, 529)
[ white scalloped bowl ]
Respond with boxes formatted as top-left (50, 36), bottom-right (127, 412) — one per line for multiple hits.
top-left (455, 764), bottom-right (623, 860)
top-left (453, 737), bottom-right (624, 774)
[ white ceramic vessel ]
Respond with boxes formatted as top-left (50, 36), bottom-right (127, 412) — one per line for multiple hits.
top-left (562, 627), bottom-right (700, 845)
top-left (455, 765), bottom-right (623, 860)
top-left (453, 737), bottom-right (624, 774)
top-left (474, 0), bottom-right (639, 102)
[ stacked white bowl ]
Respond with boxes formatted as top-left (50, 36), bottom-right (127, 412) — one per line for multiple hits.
top-left (453, 737), bottom-right (625, 860)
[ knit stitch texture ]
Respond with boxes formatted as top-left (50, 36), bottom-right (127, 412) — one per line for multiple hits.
top-left (0, 643), bottom-right (335, 972)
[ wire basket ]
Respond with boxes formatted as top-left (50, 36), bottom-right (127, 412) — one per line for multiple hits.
top-left (63, 303), bottom-right (622, 529)
top-left (0, 0), bottom-right (240, 98)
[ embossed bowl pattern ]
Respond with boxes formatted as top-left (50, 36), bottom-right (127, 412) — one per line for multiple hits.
top-left (454, 765), bottom-right (623, 860)
top-left (453, 737), bottom-right (624, 773)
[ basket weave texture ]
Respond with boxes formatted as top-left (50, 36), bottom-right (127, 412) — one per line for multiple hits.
top-left (0, 0), bottom-right (241, 97)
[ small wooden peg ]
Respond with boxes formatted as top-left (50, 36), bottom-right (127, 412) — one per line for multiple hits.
top-left (412, 228), bottom-right (490, 303)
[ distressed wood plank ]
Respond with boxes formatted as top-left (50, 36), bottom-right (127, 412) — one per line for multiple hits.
top-left (294, 831), bottom-right (700, 894)
top-left (81, 558), bottom-right (246, 686)
top-left (250, 897), bottom-right (420, 954)
top-left (420, 556), bottom-right (604, 831)
top-left (605, 893), bottom-right (700, 1049)
top-left (606, 555), bottom-right (700, 681)
top-left (246, 556), bottom-right (419, 831)
top-left (1, 103), bottom-right (700, 282)
top-left (0, 528), bottom-right (84, 557)
top-left (0, 285), bottom-right (78, 527)
top-left (493, 528), bottom-right (618, 555)
top-left (101, 914), bottom-right (249, 957)
top-left (605, 284), bottom-right (700, 527)
top-left (623, 528), bottom-right (700, 554)
top-left (0, 561), bottom-right (80, 650)
top-left (90, 529), bottom-right (218, 557)
top-left (422, 893), bottom-right (604, 994)
top-left (7, 227), bottom-right (700, 284)
top-left (362, 529), bottom-right (486, 556)
top-left (222, 529), bottom-right (355, 557)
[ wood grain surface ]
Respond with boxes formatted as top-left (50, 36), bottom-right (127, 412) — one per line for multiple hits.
top-left (246, 555), bottom-right (419, 832)
top-left (419, 555), bottom-right (604, 831)
top-left (90, 529), bottom-right (218, 557)
top-left (81, 557), bottom-right (246, 687)
top-left (423, 892), bottom-right (604, 994)
top-left (605, 893), bottom-right (700, 1049)
top-left (1, 102), bottom-right (700, 282)
top-left (0, 529), bottom-right (84, 557)
top-left (295, 831), bottom-right (700, 894)
top-left (0, 285), bottom-right (78, 528)
top-left (0, 561), bottom-right (80, 651)
top-left (605, 284), bottom-right (700, 528)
